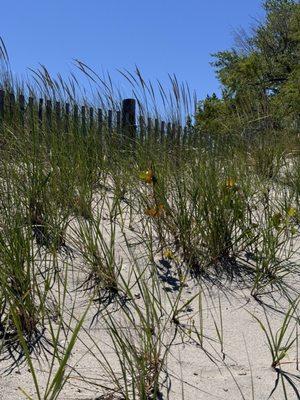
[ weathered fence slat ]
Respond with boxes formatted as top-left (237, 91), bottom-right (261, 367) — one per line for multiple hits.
top-left (0, 90), bottom-right (4, 123)
top-left (108, 110), bottom-right (112, 133)
top-left (154, 118), bottom-right (159, 141)
top-left (38, 99), bottom-right (43, 128)
top-left (89, 107), bottom-right (94, 130)
top-left (46, 100), bottom-right (52, 130)
top-left (97, 108), bottom-right (103, 135)
top-left (147, 117), bottom-right (152, 131)
top-left (28, 97), bottom-right (34, 128)
top-left (160, 121), bottom-right (165, 143)
top-left (167, 122), bottom-right (171, 139)
top-left (116, 110), bottom-right (121, 133)
top-left (9, 93), bottom-right (15, 122)
top-left (65, 103), bottom-right (70, 132)
top-left (139, 115), bottom-right (145, 141)
top-left (81, 106), bottom-right (86, 134)
top-left (19, 94), bottom-right (25, 126)
top-left (73, 104), bottom-right (78, 132)
top-left (55, 101), bottom-right (61, 131)
top-left (183, 126), bottom-right (188, 143)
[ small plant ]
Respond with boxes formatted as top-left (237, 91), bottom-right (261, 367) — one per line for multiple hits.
top-left (251, 297), bottom-right (300, 369)
top-left (141, 154), bottom-right (255, 275)
top-left (18, 270), bottom-right (91, 400)
top-left (72, 199), bottom-right (123, 313)
top-left (0, 210), bottom-right (51, 370)
top-left (249, 133), bottom-right (286, 180)
top-left (249, 198), bottom-right (299, 299)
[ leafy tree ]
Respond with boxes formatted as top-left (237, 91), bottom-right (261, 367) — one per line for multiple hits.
top-left (196, 0), bottom-right (300, 134)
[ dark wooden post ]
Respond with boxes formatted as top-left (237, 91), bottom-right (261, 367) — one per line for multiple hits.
top-left (122, 98), bottom-right (136, 138)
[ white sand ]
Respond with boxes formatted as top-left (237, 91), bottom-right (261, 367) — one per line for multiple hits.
top-left (1, 200), bottom-right (299, 400)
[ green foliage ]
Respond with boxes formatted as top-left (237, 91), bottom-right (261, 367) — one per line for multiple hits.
top-left (196, 0), bottom-right (300, 134)
top-left (196, 93), bottom-right (235, 134)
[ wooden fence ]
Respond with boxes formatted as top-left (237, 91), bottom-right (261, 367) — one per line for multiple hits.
top-left (0, 89), bottom-right (191, 143)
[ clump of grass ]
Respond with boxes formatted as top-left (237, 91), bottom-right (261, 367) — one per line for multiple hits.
top-left (252, 297), bottom-right (300, 369)
top-left (0, 209), bottom-right (51, 370)
top-left (249, 132), bottom-right (286, 180)
top-left (84, 253), bottom-right (181, 400)
top-left (137, 151), bottom-right (255, 276)
top-left (247, 190), bottom-right (300, 299)
top-left (18, 266), bottom-right (91, 400)
top-left (72, 197), bottom-right (125, 313)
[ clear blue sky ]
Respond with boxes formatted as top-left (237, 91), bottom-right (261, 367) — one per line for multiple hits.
top-left (1, 0), bottom-right (264, 103)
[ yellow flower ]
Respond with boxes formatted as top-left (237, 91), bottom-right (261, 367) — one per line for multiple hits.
top-left (287, 207), bottom-right (297, 218)
top-left (139, 169), bottom-right (157, 184)
top-left (163, 248), bottom-right (175, 260)
top-left (145, 203), bottom-right (164, 218)
top-left (226, 178), bottom-right (235, 189)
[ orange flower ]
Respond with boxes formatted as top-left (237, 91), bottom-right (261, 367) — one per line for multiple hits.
top-left (145, 204), bottom-right (164, 217)
top-left (139, 169), bottom-right (157, 184)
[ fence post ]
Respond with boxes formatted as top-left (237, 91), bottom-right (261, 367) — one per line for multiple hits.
top-left (28, 97), bottom-right (34, 130)
top-left (122, 98), bottom-right (136, 138)
top-left (73, 104), bottom-right (78, 133)
top-left (9, 93), bottom-right (15, 122)
top-left (65, 103), bottom-right (70, 132)
top-left (55, 101), bottom-right (61, 131)
top-left (116, 110), bottom-right (121, 133)
top-left (89, 107), bottom-right (94, 131)
top-left (166, 122), bottom-right (171, 141)
top-left (108, 109), bottom-right (112, 133)
top-left (38, 98), bottom-right (43, 129)
top-left (46, 100), bottom-right (52, 131)
top-left (97, 108), bottom-right (103, 136)
top-left (160, 121), bottom-right (165, 144)
top-left (139, 115), bottom-right (145, 142)
top-left (0, 89), bottom-right (4, 125)
top-left (81, 106), bottom-right (86, 135)
top-left (19, 94), bottom-right (25, 126)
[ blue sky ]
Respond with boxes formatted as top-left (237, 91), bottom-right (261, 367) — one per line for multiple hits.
top-left (1, 0), bottom-right (264, 103)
